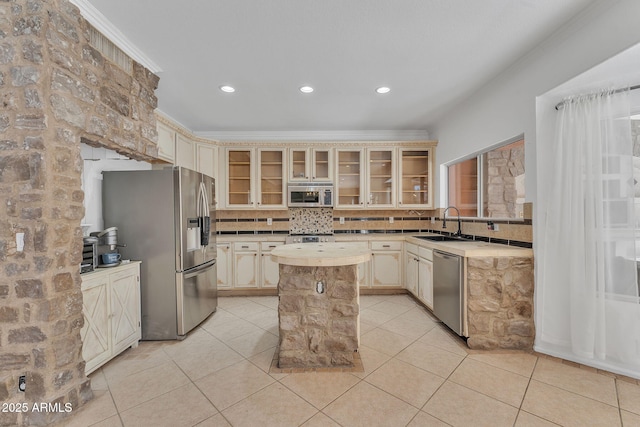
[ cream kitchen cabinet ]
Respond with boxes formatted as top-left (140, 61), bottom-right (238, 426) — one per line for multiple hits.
top-left (233, 242), bottom-right (259, 287)
top-left (197, 142), bottom-right (219, 208)
top-left (259, 241), bottom-right (286, 288)
top-left (398, 147), bottom-right (434, 208)
top-left (336, 149), bottom-right (365, 208)
top-left (217, 240), bottom-right (286, 290)
top-left (225, 148), bottom-right (286, 209)
top-left (216, 242), bottom-right (232, 289)
top-left (257, 149), bottom-right (287, 208)
top-left (80, 262), bottom-right (141, 375)
top-left (289, 148), bottom-right (333, 182)
top-left (366, 149), bottom-right (396, 208)
top-left (370, 241), bottom-right (403, 287)
top-left (404, 242), bottom-right (419, 295)
top-left (335, 148), bottom-right (397, 209)
top-left (417, 247), bottom-right (433, 309)
top-left (156, 121), bottom-right (176, 163)
top-left (197, 142), bottom-right (217, 178)
top-left (175, 133), bottom-right (196, 170)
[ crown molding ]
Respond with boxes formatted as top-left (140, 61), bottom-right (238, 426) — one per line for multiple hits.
top-left (70, 0), bottom-right (162, 73)
top-left (195, 130), bottom-right (430, 142)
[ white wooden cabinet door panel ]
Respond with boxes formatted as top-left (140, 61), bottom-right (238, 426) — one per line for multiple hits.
top-left (156, 122), bottom-right (175, 162)
top-left (175, 134), bottom-right (196, 170)
top-left (418, 257), bottom-right (433, 309)
top-left (371, 251), bottom-right (402, 287)
top-left (110, 268), bottom-right (141, 355)
top-left (234, 251), bottom-right (259, 287)
top-left (216, 243), bottom-right (232, 288)
top-left (81, 276), bottom-right (111, 373)
top-left (405, 254), bottom-right (419, 296)
top-left (260, 242), bottom-right (285, 288)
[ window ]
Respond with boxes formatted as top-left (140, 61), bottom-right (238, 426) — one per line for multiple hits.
top-left (447, 137), bottom-right (525, 219)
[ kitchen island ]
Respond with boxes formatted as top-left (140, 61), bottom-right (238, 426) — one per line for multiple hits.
top-left (270, 243), bottom-right (370, 369)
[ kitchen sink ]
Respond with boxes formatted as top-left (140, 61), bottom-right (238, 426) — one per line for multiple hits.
top-left (415, 235), bottom-right (470, 242)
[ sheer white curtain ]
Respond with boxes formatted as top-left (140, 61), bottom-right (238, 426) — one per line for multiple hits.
top-left (536, 89), bottom-right (640, 378)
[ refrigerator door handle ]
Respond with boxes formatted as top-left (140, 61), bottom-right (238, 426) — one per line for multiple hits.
top-left (184, 259), bottom-right (216, 279)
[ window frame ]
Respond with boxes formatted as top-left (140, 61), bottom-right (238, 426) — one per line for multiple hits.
top-left (444, 134), bottom-right (525, 220)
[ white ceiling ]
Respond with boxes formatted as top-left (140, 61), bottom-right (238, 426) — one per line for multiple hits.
top-left (76, 0), bottom-right (597, 139)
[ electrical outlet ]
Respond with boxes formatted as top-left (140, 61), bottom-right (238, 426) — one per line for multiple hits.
top-left (389, 217), bottom-right (394, 224)
top-left (267, 218), bottom-right (272, 225)
top-left (339, 217), bottom-right (345, 224)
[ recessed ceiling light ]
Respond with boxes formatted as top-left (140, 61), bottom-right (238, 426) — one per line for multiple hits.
top-left (299, 86), bottom-right (314, 93)
top-left (220, 85), bottom-right (235, 93)
top-left (376, 86), bottom-right (391, 94)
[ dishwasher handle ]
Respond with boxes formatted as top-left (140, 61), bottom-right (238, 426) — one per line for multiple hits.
top-left (433, 250), bottom-right (461, 261)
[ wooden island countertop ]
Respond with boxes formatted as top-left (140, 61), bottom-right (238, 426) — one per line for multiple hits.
top-left (270, 242), bottom-right (371, 267)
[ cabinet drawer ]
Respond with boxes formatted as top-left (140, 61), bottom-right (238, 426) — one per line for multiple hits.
top-left (260, 241), bottom-right (285, 251)
top-left (405, 242), bottom-right (418, 256)
top-left (419, 246), bottom-right (433, 261)
top-left (234, 242), bottom-right (259, 251)
top-left (371, 241), bottom-right (402, 251)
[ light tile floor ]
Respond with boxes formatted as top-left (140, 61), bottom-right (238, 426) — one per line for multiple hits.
top-left (59, 295), bottom-right (640, 427)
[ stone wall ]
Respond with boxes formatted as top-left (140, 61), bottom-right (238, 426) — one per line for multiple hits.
top-left (0, 1), bottom-right (159, 425)
top-left (466, 257), bottom-right (535, 350)
top-left (278, 264), bottom-right (359, 368)
top-left (485, 142), bottom-right (525, 218)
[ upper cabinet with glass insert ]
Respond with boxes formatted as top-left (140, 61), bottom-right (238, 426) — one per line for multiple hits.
top-left (226, 149), bottom-right (254, 208)
top-left (289, 148), bottom-right (333, 182)
top-left (336, 149), bottom-right (365, 207)
top-left (398, 148), bottom-right (433, 208)
top-left (258, 149), bottom-right (286, 208)
top-left (225, 147), bottom-right (286, 209)
top-left (367, 149), bottom-right (395, 208)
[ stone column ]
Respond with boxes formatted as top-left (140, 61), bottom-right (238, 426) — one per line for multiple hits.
top-left (0, 1), bottom-right (159, 425)
top-left (278, 264), bottom-right (359, 368)
top-left (466, 257), bottom-right (535, 350)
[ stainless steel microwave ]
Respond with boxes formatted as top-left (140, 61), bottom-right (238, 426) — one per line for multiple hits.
top-left (288, 183), bottom-right (334, 207)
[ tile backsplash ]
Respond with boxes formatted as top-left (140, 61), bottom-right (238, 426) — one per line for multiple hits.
top-left (215, 204), bottom-right (533, 247)
top-left (289, 208), bottom-right (333, 234)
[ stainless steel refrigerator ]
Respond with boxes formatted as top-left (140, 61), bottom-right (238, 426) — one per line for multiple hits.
top-left (102, 166), bottom-right (217, 340)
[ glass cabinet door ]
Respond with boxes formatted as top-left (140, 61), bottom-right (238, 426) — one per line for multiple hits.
top-left (289, 149), bottom-right (308, 181)
top-left (227, 149), bottom-right (253, 207)
top-left (336, 149), bottom-right (364, 207)
top-left (258, 149), bottom-right (285, 207)
top-left (399, 148), bottom-right (433, 207)
top-left (312, 149), bottom-right (332, 181)
top-left (367, 149), bottom-right (394, 207)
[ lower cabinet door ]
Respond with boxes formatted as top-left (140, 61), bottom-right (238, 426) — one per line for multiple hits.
top-left (110, 267), bottom-right (141, 354)
top-left (371, 251), bottom-right (402, 287)
top-left (234, 251), bottom-right (259, 287)
top-left (418, 257), bottom-right (433, 309)
top-left (216, 243), bottom-right (232, 288)
top-left (260, 242), bottom-right (285, 288)
top-left (81, 275), bottom-right (111, 373)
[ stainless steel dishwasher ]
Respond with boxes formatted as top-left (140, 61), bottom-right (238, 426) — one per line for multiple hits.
top-left (433, 250), bottom-right (464, 335)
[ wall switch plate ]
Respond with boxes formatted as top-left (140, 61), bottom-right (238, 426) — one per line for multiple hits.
top-left (267, 218), bottom-right (272, 225)
top-left (339, 217), bottom-right (345, 224)
top-left (389, 217), bottom-right (394, 224)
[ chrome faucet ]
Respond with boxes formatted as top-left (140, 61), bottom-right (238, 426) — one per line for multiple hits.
top-left (442, 206), bottom-right (462, 237)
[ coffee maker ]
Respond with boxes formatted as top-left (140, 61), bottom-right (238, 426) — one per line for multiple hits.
top-left (90, 227), bottom-right (126, 267)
